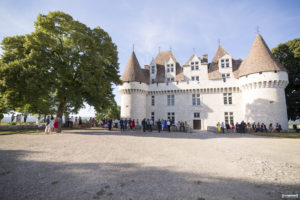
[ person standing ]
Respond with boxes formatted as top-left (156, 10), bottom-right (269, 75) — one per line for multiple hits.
top-left (50, 116), bottom-right (55, 133)
top-left (36, 116), bottom-right (41, 128)
top-left (54, 117), bottom-right (58, 132)
top-left (157, 119), bottom-right (161, 133)
top-left (120, 118), bottom-right (124, 131)
top-left (57, 117), bottom-right (62, 133)
top-left (132, 119), bottom-right (135, 130)
top-left (142, 119), bottom-right (146, 132)
top-left (149, 119), bottom-right (153, 132)
top-left (217, 122), bottom-right (221, 133)
top-left (45, 116), bottom-right (51, 134)
top-left (11, 113), bottom-right (15, 122)
top-left (167, 120), bottom-right (171, 132)
top-left (108, 119), bottom-right (112, 131)
top-left (23, 112), bottom-right (28, 123)
top-left (124, 119), bottom-right (128, 130)
top-left (221, 122), bottom-right (225, 133)
top-left (70, 116), bottom-right (74, 129)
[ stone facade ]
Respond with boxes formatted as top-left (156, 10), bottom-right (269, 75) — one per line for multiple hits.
top-left (119, 34), bottom-right (289, 130)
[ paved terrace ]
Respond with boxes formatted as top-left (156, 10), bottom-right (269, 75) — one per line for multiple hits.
top-left (0, 128), bottom-right (299, 200)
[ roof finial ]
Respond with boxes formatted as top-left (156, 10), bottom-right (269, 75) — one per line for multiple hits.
top-left (256, 26), bottom-right (260, 34)
top-left (158, 46), bottom-right (160, 52)
top-left (132, 44), bottom-right (134, 52)
top-left (193, 48), bottom-right (196, 54)
top-left (218, 39), bottom-right (221, 46)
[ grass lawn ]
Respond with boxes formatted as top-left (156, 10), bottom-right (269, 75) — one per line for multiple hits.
top-left (0, 129), bottom-right (42, 135)
top-left (250, 132), bottom-right (300, 138)
top-left (0, 121), bottom-right (36, 126)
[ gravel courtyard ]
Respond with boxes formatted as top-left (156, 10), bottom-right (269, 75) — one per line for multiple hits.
top-left (0, 129), bottom-right (299, 200)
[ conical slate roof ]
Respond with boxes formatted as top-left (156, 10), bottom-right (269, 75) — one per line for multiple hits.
top-left (121, 51), bottom-right (148, 84)
top-left (238, 34), bottom-right (287, 77)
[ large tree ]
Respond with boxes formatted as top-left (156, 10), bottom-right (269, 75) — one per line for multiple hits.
top-left (272, 38), bottom-right (300, 120)
top-left (0, 11), bottom-right (121, 117)
top-left (95, 98), bottom-right (120, 120)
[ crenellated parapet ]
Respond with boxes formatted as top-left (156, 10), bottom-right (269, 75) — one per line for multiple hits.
top-left (240, 79), bottom-right (288, 91)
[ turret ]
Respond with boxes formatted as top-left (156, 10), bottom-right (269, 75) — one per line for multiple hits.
top-left (238, 34), bottom-right (289, 129)
top-left (119, 51), bottom-right (149, 122)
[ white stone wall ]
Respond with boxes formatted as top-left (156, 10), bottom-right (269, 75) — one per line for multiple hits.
top-left (119, 82), bottom-right (148, 122)
top-left (146, 91), bottom-right (243, 130)
top-left (119, 71), bottom-right (289, 130)
top-left (239, 72), bottom-right (289, 129)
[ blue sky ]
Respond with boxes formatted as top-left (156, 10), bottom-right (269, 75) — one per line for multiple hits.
top-left (0, 0), bottom-right (299, 116)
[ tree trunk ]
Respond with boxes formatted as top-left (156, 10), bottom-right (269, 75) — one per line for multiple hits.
top-left (57, 97), bottom-right (66, 118)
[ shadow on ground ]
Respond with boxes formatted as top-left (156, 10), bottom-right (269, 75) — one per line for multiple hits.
top-left (63, 128), bottom-right (293, 140)
top-left (0, 150), bottom-right (298, 200)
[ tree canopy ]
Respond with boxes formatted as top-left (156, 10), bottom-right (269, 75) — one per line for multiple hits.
top-left (95, 98), bottom-right (120, 120)
top-left (272, 38), bottom-right (300, 120)
top-left (0, 11), bottom-right (121, 117)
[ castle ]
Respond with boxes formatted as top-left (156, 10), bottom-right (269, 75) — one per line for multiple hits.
top-left (119, 34), bottom-right (289, 130)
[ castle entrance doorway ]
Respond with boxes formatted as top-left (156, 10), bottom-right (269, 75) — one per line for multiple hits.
top-left (193, 120), bottom-right (201, 130)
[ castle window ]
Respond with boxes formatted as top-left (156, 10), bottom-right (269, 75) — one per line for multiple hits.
top-left (192, 94), bottom-right (200, 105)
top-left (167, 64), bottom-right (174, 73)
top-left (224, 112), bottom-right (234, 125)
top-left (221, 63), bottom-right (225, 68)
top-left (171, 77), bottom-right (174, 81)
top-left (195, 65), bottom-right (199, 70)
top-left (223, 93), bottom-right (232, 105)
top-left (167, 112), bottom-right (175, 122)
top-left (152, 79), bottom-right (155, 84)
top-left (194, 112), bottom-right (200, 118)
top-left (191, 76), bottom-right (199, 81)
top-left (151, 112), bottom-right (155, 121)
top-left (225, 59), bottom-right (230, 68)
top-left (151, 66), bottom-right (155, 74)
top-left (167, 95), bottom-right (175, 106)
top-left (221, 59), bottom-right (224, 62)
top-left (227, 73), bottom-right (230, 78)
top-left (151, 96), bottom-right (155, 106)
top-left (191, 62), bottom-right (194, 71)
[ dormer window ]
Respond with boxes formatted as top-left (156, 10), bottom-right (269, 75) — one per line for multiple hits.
top-left (225, 59), bottom-right (230, 68)
top-left (220, 58), bottom-right (230, 68)
top-left (167, 64), bottom-right (174, 72)
top-left (151, 66), bottom-right (155, 74)
top-left (191, 61), bottom-right (199, 70)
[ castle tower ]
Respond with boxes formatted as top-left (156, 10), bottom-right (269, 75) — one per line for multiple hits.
top-left (119, 51), bottom-right (149, 122)
top-left (238, 34), bottom-right (289, 129)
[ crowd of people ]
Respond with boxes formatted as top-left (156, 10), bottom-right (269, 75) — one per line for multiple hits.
top-left (40, 115), bottom-right (288, 135)
top-left (216, 121), bottom-right (282, 133)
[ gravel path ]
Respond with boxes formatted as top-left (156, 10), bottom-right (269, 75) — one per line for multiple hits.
top-left (0, 128), bottom-right (299, 200)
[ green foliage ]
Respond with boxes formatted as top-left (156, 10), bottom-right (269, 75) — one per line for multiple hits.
top-left (272, 38), bottom-right (300, 120)
top-left (95, 99), bottom-right (120, 120)
top-left (0, 11), bottom-right (121, 117)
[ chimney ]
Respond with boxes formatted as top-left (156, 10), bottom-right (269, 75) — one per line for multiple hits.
top-left (202, 54), bottom-right (208, 63)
